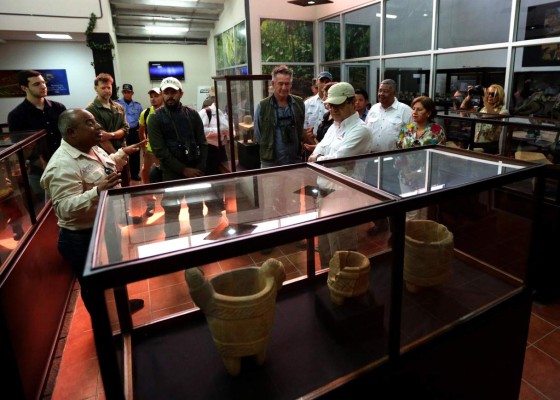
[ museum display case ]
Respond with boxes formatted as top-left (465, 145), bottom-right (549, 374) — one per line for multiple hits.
top-left (83, 146), bottom-right (545, 399)
top-left (0, 129), bottom-right (75, 399)
top-left (212, 74), bottom-right (271, 172)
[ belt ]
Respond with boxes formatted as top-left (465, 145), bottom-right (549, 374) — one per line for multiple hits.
top-left (60, 227), bottom-right (93, 235)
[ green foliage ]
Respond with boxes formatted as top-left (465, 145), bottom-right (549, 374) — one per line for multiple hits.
top-left (224, 28), bottom-right (235, 67)
top-left (261, 19), bottom-right (313, 63)
top-left (85, 13), bottom-right (114, 52)
top-left (235, 21), bottom-right (247, 65)
top-left (345, 24), bottom-right (370, 59)
top-left (215, 35), bottom-right (224, 69)
top-left (324, 22), bottom-right (341, 62)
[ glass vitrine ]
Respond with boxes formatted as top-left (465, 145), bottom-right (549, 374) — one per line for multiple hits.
top-left (83, 146), bottom-right (544, 400)
top-left (212, 74), bottom-right (271, 172)
top-left (0, 129), bottom-right (48, 267)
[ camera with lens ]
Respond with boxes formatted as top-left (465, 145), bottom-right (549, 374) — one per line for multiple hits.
top-left (468, 85), bottom-right (485, 97)
top-left (177, 142), bottom-right (201, 162)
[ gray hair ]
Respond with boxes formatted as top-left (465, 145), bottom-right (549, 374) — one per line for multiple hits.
top-left (380, 79), bottom-right (397, 93)
top-left (58, 109), bottom-right (78, 138)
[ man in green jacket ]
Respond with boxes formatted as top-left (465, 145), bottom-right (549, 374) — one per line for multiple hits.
top-left (254, 65), bottom-right (305, 168)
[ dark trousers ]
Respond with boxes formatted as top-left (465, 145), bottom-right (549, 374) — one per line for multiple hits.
top-left (58, 227), bottom-right (96, 312)
top-left (127, 127), bottom-right (140, 178)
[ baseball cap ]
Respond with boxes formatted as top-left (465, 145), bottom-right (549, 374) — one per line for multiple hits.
top-left (148, 87), bottom-right (161, 94)
top-left (324, 82), bottom-right (355, 105)
top-left (317, 71), bottom-right (333, 81)
top-left (122, 83), bottom-right (133, 92)
top-left (160, 77), bottom-right (183, 91)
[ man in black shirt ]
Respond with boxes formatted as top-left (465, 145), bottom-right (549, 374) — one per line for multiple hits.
top-left (8, 70), bottom-right (66, 206)
top-left (8, 70), bottom-right (67, 159)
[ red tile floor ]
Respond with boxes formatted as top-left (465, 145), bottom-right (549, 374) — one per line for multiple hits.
top-left (44, 249), bottom-right (560, 399)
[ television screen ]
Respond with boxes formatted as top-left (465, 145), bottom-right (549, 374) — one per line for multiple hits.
top-left (149, 61), bottom-right (185, 81)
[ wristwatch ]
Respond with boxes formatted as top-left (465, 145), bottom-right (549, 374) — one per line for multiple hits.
top-left (110, 133), bottom-right (116, 138)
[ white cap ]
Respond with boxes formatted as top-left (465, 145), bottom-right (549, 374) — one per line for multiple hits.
top-left (324, 82), bottom-right (355, 105)
top-left (148, 87), bottom-right (161, 94)
top-left (160, 77), bottom-right (182, 91)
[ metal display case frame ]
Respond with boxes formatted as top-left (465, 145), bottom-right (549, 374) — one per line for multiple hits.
top-left (82, 146), bottom-right (545, 400)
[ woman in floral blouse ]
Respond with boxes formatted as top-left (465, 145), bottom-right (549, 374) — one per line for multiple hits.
top-left (395, 96), bottom-right (445, 219)
top-left (397, 96), bottom-right (446, 149)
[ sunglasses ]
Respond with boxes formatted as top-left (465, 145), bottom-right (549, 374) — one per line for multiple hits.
top-left (104, 167), bottom-right (115, 175)
top-left (488, 92), bottom-right (497, 98)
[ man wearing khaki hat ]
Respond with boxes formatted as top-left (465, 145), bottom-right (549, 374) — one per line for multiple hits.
top-left (309, 82), bottom-right (374, 269)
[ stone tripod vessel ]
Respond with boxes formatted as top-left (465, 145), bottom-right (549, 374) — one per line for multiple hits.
top-left (185, 259), bottom-right (286, 376)
top-left (327, 251), bottom-right (371, 305)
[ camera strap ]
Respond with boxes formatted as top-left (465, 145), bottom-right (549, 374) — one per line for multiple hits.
top-left (160, 106), bottom-right (198, 147)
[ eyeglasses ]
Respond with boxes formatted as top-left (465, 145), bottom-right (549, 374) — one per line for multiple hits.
top-left (488, 92), bottom-right (497, 98)
top-left (329, 100), bottom-right (351, 110)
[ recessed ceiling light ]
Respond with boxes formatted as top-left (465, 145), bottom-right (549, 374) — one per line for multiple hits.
top-left (36, 33), bottom-right (73, 40)
top-left (145, 26), bottom-right (189, 35)
top-left (288, 0), bottom-right (333, 6)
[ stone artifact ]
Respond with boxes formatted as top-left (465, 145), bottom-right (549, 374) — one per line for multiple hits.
top-left (184, 258), bottom-right (286, 376)
top-left (404, 219), bottom-right (454, 293)
top-left (327, 251), bottom-right (371, 305)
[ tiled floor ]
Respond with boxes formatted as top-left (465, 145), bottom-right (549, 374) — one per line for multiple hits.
top-left (45, 251), bottom-right (560, 399)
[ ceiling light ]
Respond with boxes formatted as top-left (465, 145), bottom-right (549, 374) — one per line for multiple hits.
top-left (145, 26), bottom-right (189, 35)
top-left (288, 0), bottom-right (333, 6)
top-left (375, 13), bottom-right (398, 19)
top-left (36, 33), bottom-right (73, 40)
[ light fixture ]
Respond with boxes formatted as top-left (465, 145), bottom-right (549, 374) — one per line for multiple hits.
top-left (375, 13), bottom-right (398, 19)
top-left (36, 33), bottom-right (72, 40)
top-left (145, 26), bottom-right (189, 35)
top-left (288, 0), bottom-right (333, 6)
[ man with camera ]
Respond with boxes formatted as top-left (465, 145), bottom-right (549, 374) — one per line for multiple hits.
top-left (149, 77), bottom-right (222, 239)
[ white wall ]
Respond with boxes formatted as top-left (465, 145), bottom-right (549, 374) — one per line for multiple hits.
top-left (0, 41), bottom-right (95, 123)
top-left (115, 43), bottom-right (213, 110)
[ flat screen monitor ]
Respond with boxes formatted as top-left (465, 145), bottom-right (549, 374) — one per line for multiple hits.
top-left (149, 61), bottom-right (185, 81)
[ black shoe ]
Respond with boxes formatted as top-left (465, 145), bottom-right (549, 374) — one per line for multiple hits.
top-left (12, 224), bottom-right (24, 241)
top-left (129, 298), bottom-right (144, 314)
top-left (131, 175), bottom-right (142, 181)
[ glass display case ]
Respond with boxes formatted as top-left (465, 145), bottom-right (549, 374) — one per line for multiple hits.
top-left (0, 129), bottom-right (48, 266)
top-left (212, 74), bottom-right (271, 172)
top-left (83, 146), bottom-right (545, 400)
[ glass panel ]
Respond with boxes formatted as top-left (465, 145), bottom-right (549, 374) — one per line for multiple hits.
top-left (385, 0), bottom-right (433, 54)
top-left (511, 46), bottom-right (560, 119)
top-left (384, 56), bottom-right (430, 106)
top-left (0, 152), bottom-right (32, 263)
top-left (343, 4), bottom-right (378, 59)
top-left (323, 17), bottom-right (341, 62)
top-left (400, 184), bottom-right (531, 349)
top-left (434, 49), bottom-right (507, 113)
top-left (92, 166), bottom-right (390, 268)
top-left (517, 0), bottom-right (560, 41)
top-left (344, 3), bottom-right (380, 58)
top-left (323, 148), bottom-right (524, 198)
top-left (346, 60), bottom-right (380, 111)
top-left (214, 35), bottom-right (224, 70)
top-left (437, 0), bottom-right (511, 49)
top-left (234, 21), bottom-right (247, 65)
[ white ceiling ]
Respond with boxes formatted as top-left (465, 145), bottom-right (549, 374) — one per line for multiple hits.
top-left (0, 0), bottom-right (225, 45)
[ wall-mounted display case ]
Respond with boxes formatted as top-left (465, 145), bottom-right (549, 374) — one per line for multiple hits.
top-left (82, 146), bottom-right (545, 400)
top-left (0, 129), bottom-right (75, 400)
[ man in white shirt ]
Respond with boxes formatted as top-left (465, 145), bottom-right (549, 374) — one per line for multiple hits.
top-left (365, 79), bottom-right (413, 153)
top-left (309, 82), bottom-right (374, 268)
top-left (304, 71), bottom-right (333, 141)
top-left (365, 79), bottom-right (412, 235)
